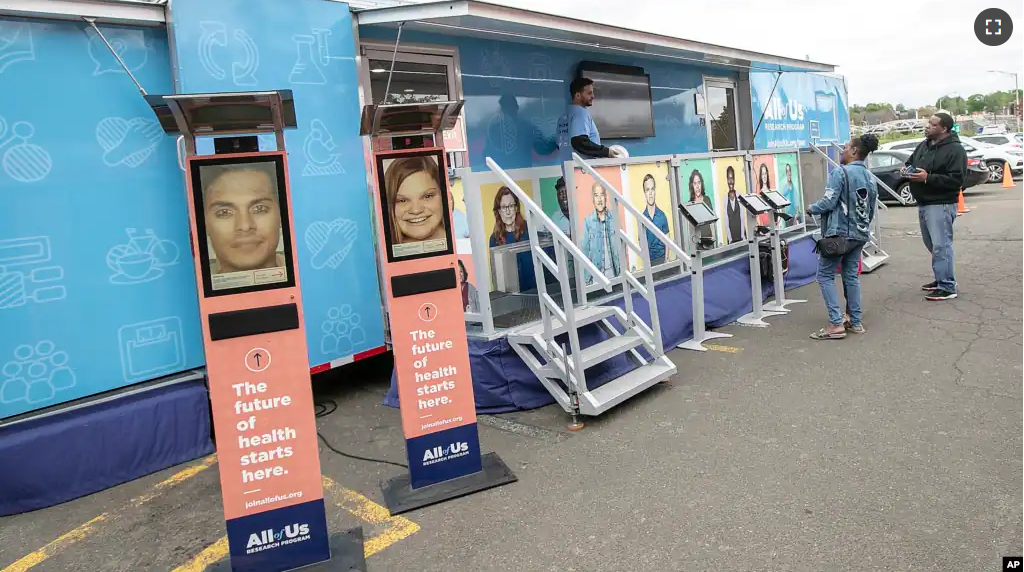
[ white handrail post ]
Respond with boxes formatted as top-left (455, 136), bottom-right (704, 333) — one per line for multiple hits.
top-left (613, 192), bottom-right (634, 328)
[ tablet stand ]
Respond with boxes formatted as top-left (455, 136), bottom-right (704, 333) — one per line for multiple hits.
top-left (736, 195), bottom-right (786, 327)
top-left (676, 203), bottom-right (733, 351)
top-left (759, 196), bottom-right (806, 313)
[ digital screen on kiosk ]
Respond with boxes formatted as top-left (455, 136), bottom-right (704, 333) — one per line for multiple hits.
top-left (680, 201), bottom-right (718, 227)
top-left (739, 193), bottom-right (772, 214)
top-left (376, 148), bottom-right (454, 263)
top-left (762, 190), bottom-right (791, 209)
top-left (189, 154), bottom-right (296, 297)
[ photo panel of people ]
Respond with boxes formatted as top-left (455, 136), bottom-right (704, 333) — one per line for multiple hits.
top-left (539, 176), bottom-right (573, 239)
top-left (773, 152), bottom-right (803, 227)
top-left (714, 155), bottom-right (749, 246)
top-left (625, 161), bottom-right (675, 270)
top-left (192, 155), bottom-right (294, 295)
top-left (377, 150), bottom-right (453, 262)
top-left (751, 154), bottom-right (777, 228)
top-left (571, 166), bottom-right (626, 286)
top-left (677, 158), bottom-right (719, 250)
top-left (481, 179), bottom-right (538, 293)
top-left (450, 176), bottom-right (479, 315)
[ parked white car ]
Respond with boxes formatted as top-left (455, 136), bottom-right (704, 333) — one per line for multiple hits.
top-left (880, 135), bottom-right (1023, 182)
top-left (974, 132), bottom-right (1023, 149)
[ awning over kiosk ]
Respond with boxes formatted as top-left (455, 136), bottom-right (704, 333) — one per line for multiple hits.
top-left (354, 0), bottom-right (836, 73)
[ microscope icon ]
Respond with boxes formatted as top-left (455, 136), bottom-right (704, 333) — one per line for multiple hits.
top-left (289, 29), bottom-right (351, 86)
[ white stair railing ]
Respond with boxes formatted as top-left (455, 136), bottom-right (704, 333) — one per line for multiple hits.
top-left (484, 157), bottom-right (612, 398)
top-left (573, 153), bottom-right (693, 360)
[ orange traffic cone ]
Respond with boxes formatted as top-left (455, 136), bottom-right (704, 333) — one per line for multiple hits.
top-left (1002, 162), bottom-right (1016, 189)
top-left (957, 189), bottom-right (970, 215)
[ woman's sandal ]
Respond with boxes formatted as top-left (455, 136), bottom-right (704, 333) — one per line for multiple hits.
top-left (810, 327), bottom-right (847, 340)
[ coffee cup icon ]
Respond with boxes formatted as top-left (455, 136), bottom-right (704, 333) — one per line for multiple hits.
top-left (107, 229), bottom-right (180, 285)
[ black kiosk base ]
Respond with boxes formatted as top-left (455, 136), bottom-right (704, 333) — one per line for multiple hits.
top-left (381, 452), bottom-right (518, 516)
top-left (207, 527), bottom-right (368, 572)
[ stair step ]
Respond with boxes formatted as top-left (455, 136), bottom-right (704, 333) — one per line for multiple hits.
top-left (513, 304), bottom-right (618, 338)
top-left (581, 359), bottom-right (676, 416)
top-left (547, 333), bottom-right (643, 374)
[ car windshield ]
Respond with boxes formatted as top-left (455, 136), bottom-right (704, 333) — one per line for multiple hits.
top-left (958, 135), bottom-right (993, 149)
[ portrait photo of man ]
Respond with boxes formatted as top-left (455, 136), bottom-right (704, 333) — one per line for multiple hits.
top-left (722, 165), bottom-right (745, 244)
top-left (639, 173), bottom-right (670, 265)
top-left (581, 181), bottom-right (620, 284)
top-left (198, 161), bottom-right (288, 290)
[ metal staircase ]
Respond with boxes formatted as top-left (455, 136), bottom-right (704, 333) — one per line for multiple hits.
top-left (485, 156), bottom-right (685, 423)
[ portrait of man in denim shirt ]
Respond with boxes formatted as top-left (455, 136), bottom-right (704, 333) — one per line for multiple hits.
top-left (639, 173), bottom-right (670, 266)
top-left (581, 182), bottom-right (620, 284)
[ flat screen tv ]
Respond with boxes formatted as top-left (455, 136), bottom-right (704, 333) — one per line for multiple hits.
top-left (577, 61), bottom-right (655, 139)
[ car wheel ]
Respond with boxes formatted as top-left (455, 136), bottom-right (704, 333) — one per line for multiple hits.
top-left (986, 161), bottom-right (1004, 183)
top-left (897, 182), bottom-right (916, 206)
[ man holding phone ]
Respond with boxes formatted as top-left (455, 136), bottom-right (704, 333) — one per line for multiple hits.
top-left (902, 112), bottom-right (966, 301)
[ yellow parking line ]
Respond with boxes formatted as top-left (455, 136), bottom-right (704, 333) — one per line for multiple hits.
top-left (705, 344), bottom-right (742, 353)
top-left (1, 515), bottom-right (108, 572)
top-left (321, 476), bottom-right (420, 558)
top-left (173, 476), bottom-right (419, 571)
top-left (170, 537), bottom-right (228, 572)
top-left (2, 455), bottom-right (217, 572)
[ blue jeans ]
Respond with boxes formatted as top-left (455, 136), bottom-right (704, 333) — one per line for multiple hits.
top-left (817, 241), bottom-right (866, 326)
top-left (918, 204), bottom-right (957, 292)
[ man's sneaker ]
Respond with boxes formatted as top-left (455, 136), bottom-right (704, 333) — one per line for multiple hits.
top-left (846, 324), bottom-right (866, 334)
top-left (926, 289), bottom-right (957, 301)
top-left (921, 281), bottom-right (938, 291)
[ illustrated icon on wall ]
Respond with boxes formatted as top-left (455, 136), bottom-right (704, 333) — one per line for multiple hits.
top-left (305, 218), bottom-right (357, 270)
top-left (85, 26), bottom-right (149, 76)
top-left (0, 21), bottom-right (35, 75)
top-left (117, 316), bottom-right (186, 383)
top-left (106, 228), bottom-right (180, 285)
top-left (288, 28), bottom-right (354, 86)
top-left (0, 236), bottom-right (66, 311)
top-left (302, 119), bottom-right (346, 177)
top-left (96, 117), bottom-right (164, 168)
top-left (1, 340), bottom-right (75, 406)
top-left (0, 116), bottom-right (53, 183)
top-left (320, 305), bottom-right (366, 356)
top-left (197, 21), bottom-right (259, 87)
top-left (479, 44), bottom-right (511, 88)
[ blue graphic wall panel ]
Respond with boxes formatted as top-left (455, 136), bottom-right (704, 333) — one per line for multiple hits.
top-left (360, 27), bottom-right (717, 171)
top-left (750, 71), bottom-right (850, 150)
top-left (0, 18), bottom-right (204, 418)
top-left (167, 0), bottom-right (385, 368)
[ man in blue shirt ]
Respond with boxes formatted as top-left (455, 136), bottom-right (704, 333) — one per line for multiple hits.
top-left (639, 174), bottom-right (670, 265)
top-left (556, 77), bottom-right (625, 170)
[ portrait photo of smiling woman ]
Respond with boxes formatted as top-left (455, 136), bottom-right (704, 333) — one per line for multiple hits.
top-left (197, 160), bottom-right (290, 292)
top-left (379, 152), bottom-right (451, 260)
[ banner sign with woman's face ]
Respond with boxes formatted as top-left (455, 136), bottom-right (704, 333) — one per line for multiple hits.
top-left (376, 149), bottom-right (454, 263)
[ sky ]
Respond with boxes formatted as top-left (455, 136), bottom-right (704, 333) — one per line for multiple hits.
top-left (476, 0), bottom-right (1023, 108)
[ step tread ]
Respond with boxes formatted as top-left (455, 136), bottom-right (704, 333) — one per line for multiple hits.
top-left (589, 360), bottom-right (675, 403)
top-left (516, 304), bottom-right (617, 337)
top-left (548, 333), bottom-right (643, 373)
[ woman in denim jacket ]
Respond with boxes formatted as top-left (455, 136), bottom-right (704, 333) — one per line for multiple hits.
top-left (805, 134), bottom-right (879, 340)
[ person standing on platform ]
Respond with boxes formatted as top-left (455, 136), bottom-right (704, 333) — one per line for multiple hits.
top-left (556, 78), bottom-right (626, 172)
top-left (902, 112), bottom-right (966, 301)
top-left (806, 134), bottom-right (879, 340)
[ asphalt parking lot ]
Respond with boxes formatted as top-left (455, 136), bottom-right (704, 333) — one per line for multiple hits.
top-left (1, 182), bottom-right (1020, 572)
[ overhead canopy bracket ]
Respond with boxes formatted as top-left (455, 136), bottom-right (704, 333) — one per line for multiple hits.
top-left (359, 100), bottom-right (464, 138)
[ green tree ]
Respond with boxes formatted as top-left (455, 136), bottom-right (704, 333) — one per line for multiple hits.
top-left (967, 94), bottom-right (986, 113)
top-left (895, 103), bottom-right (906, 112)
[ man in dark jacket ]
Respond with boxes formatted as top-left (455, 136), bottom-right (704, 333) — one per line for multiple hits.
top-left (902, 112), bottom-right (966, 301)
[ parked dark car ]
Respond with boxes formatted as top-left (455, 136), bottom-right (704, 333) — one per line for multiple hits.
top-left (867, 150), bottom-right (989, 206)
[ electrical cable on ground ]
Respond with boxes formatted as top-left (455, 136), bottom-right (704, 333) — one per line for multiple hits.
top-left (314, 399), bottom-right (408, 469)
